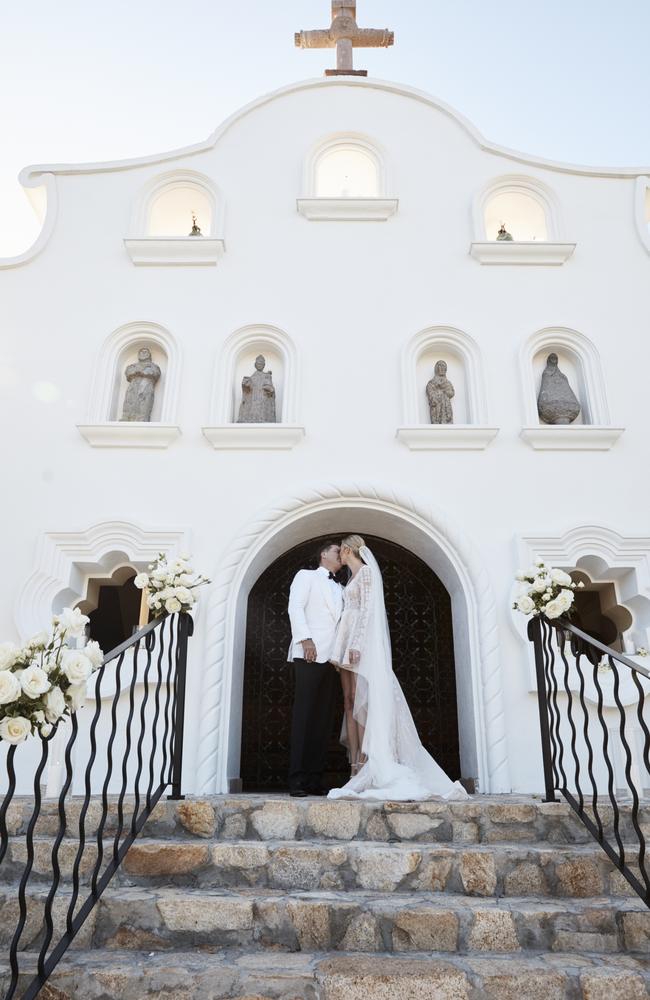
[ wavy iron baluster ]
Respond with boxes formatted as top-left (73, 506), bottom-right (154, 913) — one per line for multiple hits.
top-left (114, 640), bottom-right (140, 865)
top-left (573, 648), bottom-right (603, 841)
top-left (558, 632), bottom-right (583, 811)
top-left (0, 745), bottom-right (17, 869)
top-left (132, 630), bottom-right (155, 836)
top-left (591, 653), bottom-right (624, 862)
top-left (611, 654), bottom-right (647, 890)
top-left (147, 618), bottom-right (167, 809)
top-left (631, 669), bottom-right (650, 901)
top-left (160, 615), bottom-right (176, 786)
top-left (91, 651), bottom-right (125, 896)
top-left (543, 620), bottom-right (567, 790)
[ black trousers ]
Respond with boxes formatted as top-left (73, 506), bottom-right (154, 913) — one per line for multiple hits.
top-left (289, 658), bottom-right (336, 792)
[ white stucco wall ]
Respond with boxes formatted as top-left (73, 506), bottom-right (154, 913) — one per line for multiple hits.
top-left (2, 78), bottom-right (649, 795)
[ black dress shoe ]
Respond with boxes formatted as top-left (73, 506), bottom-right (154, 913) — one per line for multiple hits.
top-left (306, 788), bottom-right (328, 796)
top-left (289, 789), bottom-right (308, 797)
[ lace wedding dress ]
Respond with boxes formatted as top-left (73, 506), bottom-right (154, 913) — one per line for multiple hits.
top-left (328, 546), bottom-right (468, 802)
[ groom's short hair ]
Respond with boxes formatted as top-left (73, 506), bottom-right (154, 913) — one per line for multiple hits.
top-left (316, 540), bottom-right (338, 563)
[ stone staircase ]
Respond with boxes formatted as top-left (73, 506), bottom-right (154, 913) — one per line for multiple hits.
top-left (2, 794), bottom-right (650, 998)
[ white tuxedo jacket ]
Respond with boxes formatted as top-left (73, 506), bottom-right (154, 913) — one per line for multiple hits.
top-left (287, 566), bottom-right (343, 663)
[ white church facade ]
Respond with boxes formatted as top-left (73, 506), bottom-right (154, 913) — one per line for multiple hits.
top-left (3, 68), bottom-right (650, 798)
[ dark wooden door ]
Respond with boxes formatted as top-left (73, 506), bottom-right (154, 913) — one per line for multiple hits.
top-left (240, 534), bottom-right (460, 791)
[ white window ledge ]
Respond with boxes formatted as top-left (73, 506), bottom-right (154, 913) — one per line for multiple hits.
top-left (124, 237), bottom-right (225, 266)
top-left (396, 426), bottom-right (499, 451)
top-left (297, 198), bottom-right (398, 222)
top-left (520, 426), bottom-right (625, 450)
top-left (470, 241), bottom-right (576, 265)
top-left (202, 424), bottom-right (305, 450)
top-left (77, 423), bottom-right (181, 448)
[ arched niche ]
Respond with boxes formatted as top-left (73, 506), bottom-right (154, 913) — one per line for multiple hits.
top-left (634, 176), bottom-right (650, 255)
top-left (202, 325), bottom-right (305, 450)
top-left (519, 327), bottom-right (623, 450)
top-left (471, 175), bottom-right (575, 265)
top-left (76, 321), bottom-right (181, 449)
top-left (124, 170), bottom-right (225, 265)
top-left (397, 327), bottom-right (498, 451)
top-left (298, 134), bottom-right (398, 222)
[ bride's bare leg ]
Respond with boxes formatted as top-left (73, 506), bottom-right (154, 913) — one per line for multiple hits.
top-left (340, 669), bottom-right (359, 772)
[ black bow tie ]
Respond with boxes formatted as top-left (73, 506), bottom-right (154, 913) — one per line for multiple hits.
top-left (328, 572), bottom-right (337, 581)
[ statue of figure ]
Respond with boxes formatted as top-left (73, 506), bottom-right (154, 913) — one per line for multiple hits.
top-left (497, 223), bottom-right (513, 241)
top-left (426, 360), bottom-right (455, 425)
top-left (537, 353), bottom-right (581, 424)
top-left (120, 348), bottom-right (161, 422)
top-left (237, 355), bottom-right (276, 423)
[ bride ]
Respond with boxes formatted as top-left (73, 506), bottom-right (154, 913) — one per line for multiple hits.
top-left (328, 535), bottom-right (468, 801)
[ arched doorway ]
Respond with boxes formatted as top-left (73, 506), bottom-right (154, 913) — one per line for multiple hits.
top-left (240, 534), bottom-right (460, 792)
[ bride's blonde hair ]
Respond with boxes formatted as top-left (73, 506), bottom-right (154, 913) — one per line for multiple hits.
top-left (341, 534), bottom-right (365, 557)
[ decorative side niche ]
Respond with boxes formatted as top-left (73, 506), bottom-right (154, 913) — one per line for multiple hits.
top-left (519, 327), bottom-right (623, 450)
top-left (634, 176), bottom-right (650, 255)
top-left (396, 327), bottom-right (498, 451)
top-left (77, 321), bottom-right (181, 448)
top-left (297, 134), bottom-right (398, 222)
top-left (470, 175), bottom-right (575, 265)
top-left (124, 170), bottom-right (225, 265)
top-left (202, 324), bottom-right (305, 451)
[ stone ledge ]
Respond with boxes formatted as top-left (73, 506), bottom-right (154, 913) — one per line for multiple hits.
top-left (297, 197), bottom-right (398, 221)
top-left (470, 241), bottom-right (576, 265)
top-left (396, 426), bottom-right (499, 451)
top-left (202, 425), bottom-right (306, 450)
top-left (123, 236), bottom-right (225, 265)
top-left (76, 423), bottom-right (181, 448)
top-left (520, 425), bottom-right (625, 451)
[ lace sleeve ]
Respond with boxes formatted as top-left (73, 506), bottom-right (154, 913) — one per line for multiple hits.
top-left (349, 565), bottom-right (373, 654)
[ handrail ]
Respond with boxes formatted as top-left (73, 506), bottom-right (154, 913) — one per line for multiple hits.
top-left (0, 611), bottom-right (193, 1000)
top-left (528, 613), bottom-right (650, 907)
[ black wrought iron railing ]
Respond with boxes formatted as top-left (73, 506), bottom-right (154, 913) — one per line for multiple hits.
top-left (0, 611), bottom-right (193, 1000)
top-left (529, 613), bottom-right (650, 905)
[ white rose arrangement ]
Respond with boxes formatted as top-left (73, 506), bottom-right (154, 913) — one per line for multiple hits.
top-left (134, 553), bottom-right (210, 619)
top-left (0, 611), bottom-right (103, 745)
top-left (513, 558), bottom-right (584, 620)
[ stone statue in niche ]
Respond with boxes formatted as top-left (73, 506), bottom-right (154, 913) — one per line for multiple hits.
top-left (497, 223), bottom-right (513, 241)
top-left (426, 360), bottom-right (455, 424)
top-left (537, 353), bottom-right (581, 424)
top-left (237, 355), bottom-right (277, 423)
top-left (120, 347), bottom-right (161, 422)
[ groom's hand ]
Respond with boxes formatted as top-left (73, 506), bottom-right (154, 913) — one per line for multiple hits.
top-left (349, 650), bottom-right (361, 665)
top-left (301, 639), bottom-right (317, 663)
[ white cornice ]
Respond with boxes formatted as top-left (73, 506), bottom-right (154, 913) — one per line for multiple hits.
top-left (19, 78), bottom-right (650, 184)
top-left (297, 197), bottom-right (398, 221)
top-left (470, 242), bottom-right (576, 265)
top-left (396, 426), bottom-right (499, 450)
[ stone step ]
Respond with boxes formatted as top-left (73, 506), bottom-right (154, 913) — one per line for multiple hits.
top-left (3, 948), bottom-right (650, 999)
top-left (6, 794), bottom-right (648, 846)
top-left (3, 884), bottom-right (650, 958)
top-left (3, 835), bottom-right (644, 899)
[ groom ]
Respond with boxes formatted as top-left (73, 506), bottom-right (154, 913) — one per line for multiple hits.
top-left (287, 541), bottom-right (343, 797)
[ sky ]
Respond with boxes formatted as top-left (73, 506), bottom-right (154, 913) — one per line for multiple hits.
top-left (2, 0), bottom-right (650, 257)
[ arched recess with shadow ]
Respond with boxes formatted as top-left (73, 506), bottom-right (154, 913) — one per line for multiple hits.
top-left (240, 533), bottom-right (460, 792)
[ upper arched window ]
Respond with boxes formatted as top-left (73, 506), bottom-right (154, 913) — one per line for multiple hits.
top-left (298, 134), bottom-right (397, 222)
top-left (471, 175), bottom-right (575, 265)
top-left (125, 170), bottom-right (225, 265)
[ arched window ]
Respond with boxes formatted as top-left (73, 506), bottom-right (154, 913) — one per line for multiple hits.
top-left (298, 134), bottom-right (397, 221)
top-left (471, 175), bottom-right (574, 264)
top-left (125, 170), bottom-right (225, 265)
top-left (79, 566), bottom-right (145, 651)
top-left (519, 327), bottom-right (623, 449)
top-left (77, 322), bottom-right (181, 448)
top-left (397, 327), bottom-right (498, 450)
top-left (203, 325), bottom-right (304, 450)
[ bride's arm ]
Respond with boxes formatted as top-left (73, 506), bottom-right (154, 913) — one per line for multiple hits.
top-left (348, 565), bottom-right (372, 663)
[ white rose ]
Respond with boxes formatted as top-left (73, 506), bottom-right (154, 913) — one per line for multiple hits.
top-left (134, 573), bottom-right (150, 590)
top-left (0, 643), bottom-right (20, 671)
top-left (0, 671), bottom-right (22, 705)
top-left (45, 686), bottom-right (66, 723)
top-left (157, 587), bottom-right (173, 601)
top-left (34, 710), bottom-right (45, 723)
top-left (40, 723), bottom-right (53, 738)
top-left (532, 578), bottom-right (548, 594)
top-left (174, 587), bottom-right (193, 604)
top-left (177, 574), bottom-right (194, 587)
top-left (558, 589), bottom-right (575, 612)
top-left (27, 632), bottom-right (49, 650)
top-left (67, 683), bottom-right (87, 711)
top-left (545, 599), bottom-right (562, 619)
top-left (516, 595), bottom-right (535, 615)
top-left (56, 607), bottom-right (89, 639)
top-left (83, 640), bottom-right (104, 670)
top-left (151, 568), bottom-right (168, 582)
top-left (0, 716), bottom-right (31, 744)
top-left (550, 568), bottom-right (573, 587)
top-left (165, 598), bottom-right (182, 614)
top-left (61, 650), bottom-right (93, 685)
top-left (20, 665), bottom-right (51, 699)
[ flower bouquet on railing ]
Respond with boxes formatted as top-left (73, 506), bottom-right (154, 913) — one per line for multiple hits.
top-left (512, 558), bottom-right (584, 619)
top-left (0, 608), bottom-right (102, 744)
top-left (134, 552), bottom-right (210, 619)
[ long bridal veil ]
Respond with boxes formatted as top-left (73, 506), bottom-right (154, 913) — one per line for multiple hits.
top-left (329, 545), bottom-right (468, 801)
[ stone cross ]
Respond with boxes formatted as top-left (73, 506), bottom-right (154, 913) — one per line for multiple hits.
top-left (295, 1), bottom-right (394, 77)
